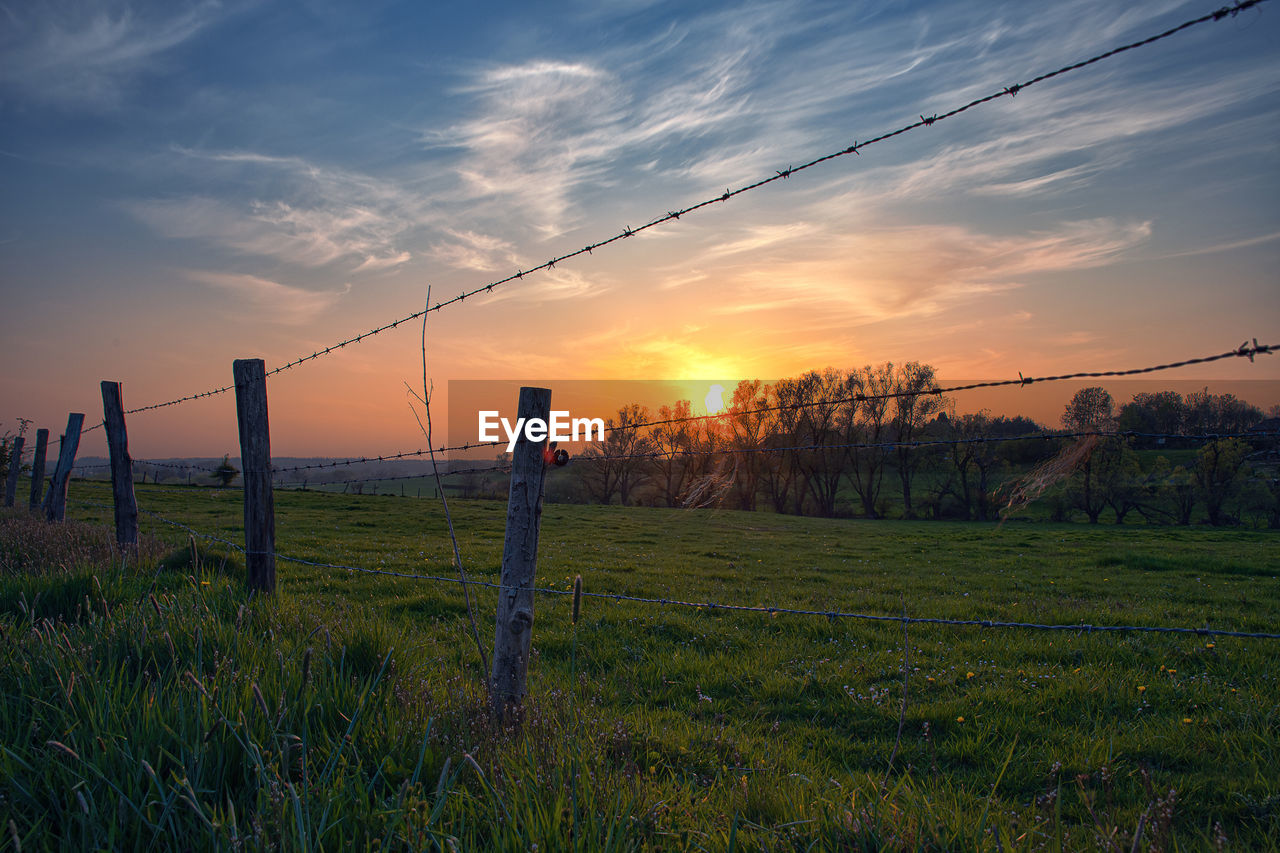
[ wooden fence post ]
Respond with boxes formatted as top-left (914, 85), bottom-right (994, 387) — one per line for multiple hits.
top-left (46, 414), bottom-right (85, 522)
top-left (489, 386), bottom-right (552, 725)
top-left (4, 436), bottom-right (24, 507)
top-left (101, 381), bottom-right (139, 546)
top-left (29, 429), bottom-right (48, 511)
top-left (233, 359), bottom-right (276, 593)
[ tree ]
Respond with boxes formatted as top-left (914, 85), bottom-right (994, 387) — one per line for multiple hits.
top-left (725, 380), bottom-right (771, 511)
top-left (211, 454), bottom-right (239, 487)
top-left (1185, 390), bottom-right (1263, 435)
top-left (1062, 387), bottom-right (1114, 432)
top-left (1094, 438), bottom-right (1143, 524)
top-left (1117, 391), bottom-right (1186, 447)
top-left (580, 404), bottom-right (652, 506)
top-left (790, 368), bottom-right (850, 517)
top-left (1061, 387), bottom-right (1115, 524)
top-left (648, 400), bottom-right (694, 507)
top-left (844, 364), bottom-right (894, 518)
top-left (939, 410), bottom-right (1004, 521)
top-left (1195, 438), bottom-right (1250, 525)
top-left (892, 362), bottom-right (946, 518)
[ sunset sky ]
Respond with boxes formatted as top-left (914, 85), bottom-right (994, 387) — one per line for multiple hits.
top-left (2, 0), bottom-right (1278, 459)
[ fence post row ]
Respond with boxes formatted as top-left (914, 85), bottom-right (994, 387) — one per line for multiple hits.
top-left (101, 381), bottom-right (139, 546)
top-left (233, 358), bottom-right (276, 593)
top-left (28, 429), bottom-right (48, 512)
top-left (4, 436), bottom-right (25, 507)
top-left (45, 415), bottom-right (84, 522)
top-left (489, 386), bottom-right (552, 725)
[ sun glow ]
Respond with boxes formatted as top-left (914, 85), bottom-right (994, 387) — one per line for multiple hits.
top-left (704, 383), bottom-right (726, 414)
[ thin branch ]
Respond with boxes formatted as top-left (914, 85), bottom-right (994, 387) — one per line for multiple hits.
top-left (406, 286), bottom-right (490, 680)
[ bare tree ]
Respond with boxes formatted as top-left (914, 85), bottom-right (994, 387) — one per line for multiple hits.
top-left (845, 364), bottom-right (894, 518)
top-left (648, 400), bottom-right (694, 507)
top-left (892, 362), bottom-right (946, 518)
top-left (581, 404), bottom-right (653, 505)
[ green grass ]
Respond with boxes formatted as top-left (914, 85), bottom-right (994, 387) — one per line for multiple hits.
top-left (1, 479), bottom-right (1277, 850)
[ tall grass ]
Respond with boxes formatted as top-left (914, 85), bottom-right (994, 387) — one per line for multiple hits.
top-left (2, 492), bottom-right (1278, 849)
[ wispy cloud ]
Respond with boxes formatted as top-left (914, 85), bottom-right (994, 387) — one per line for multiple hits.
top-left (0, 1), bottom-right (224, 108)
top-left (710, 217), bottom-right (1152, 325)
top-left (185, 270), bottom-right (350, 325)
top-left (1150, 230), bottom-right (1280, 260)
top-left (429, 229), bottom-right (521, 273)
top-left (127, 148), bottom-right (421, 271)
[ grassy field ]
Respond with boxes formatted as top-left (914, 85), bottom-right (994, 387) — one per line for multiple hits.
top-left (1, 478), bottom-right (1278, 850)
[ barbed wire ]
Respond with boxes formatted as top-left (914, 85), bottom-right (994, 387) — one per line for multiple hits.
top-left (72, 459), bottom-right (223, 474)
top-left (76, 501), bottom-right (1280, 641)
top-left (577, 429), bottom-right (1280, 464)
top-left (603, 341), bottom-right (1276, 435)
top-left (97, 1), bottom-right (1271, 419)
top-left (64, 426), bottom-right (1276, 491)
top-left (270, 462), bottom-right (511, 490)
top-left (268, 443), bottom-right (493, 475)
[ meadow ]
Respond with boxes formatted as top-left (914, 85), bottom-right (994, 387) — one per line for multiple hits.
top-left (1, 478), bottom-right (1277, 850)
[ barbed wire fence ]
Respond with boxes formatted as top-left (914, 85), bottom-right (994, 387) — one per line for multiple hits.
top-left (5, 0), bottom-right (1277, 701)
top-left (55, 0), bottom-right (1270, 436)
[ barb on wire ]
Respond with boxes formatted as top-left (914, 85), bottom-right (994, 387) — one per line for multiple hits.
top-left (269, 443), bottom-right (492, 475)
top-left (107, 4), bottom-right (1270, 418)
top-left (604, 342), bottom-right (1277, 435)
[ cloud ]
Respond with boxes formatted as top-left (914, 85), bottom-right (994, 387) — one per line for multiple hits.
top-left (185, 270), bottom-right (349, 325)
top-left (426, 14), bottom-right (767, 234)
top-left (478, 266), bottom-right (607, 305)
top-left (429, 229), bottom-right (521, 272)
top-left (711, 218), bottom-right (1152, 325)
top-left (0, 1), bottom-right (223, 108)
top-left (128, 148), bottom-right (422, 270)
top-left (352, 251), bottom-right (412, 272)
top-left (1150, 230), bottom-right (1280, 260)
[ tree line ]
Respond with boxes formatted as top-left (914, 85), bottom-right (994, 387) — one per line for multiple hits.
top-left (540, 366), bottom-right (1278, 527)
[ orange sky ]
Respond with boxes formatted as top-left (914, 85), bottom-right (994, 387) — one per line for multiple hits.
top-left (3, 1), bottom-right (1277, 460)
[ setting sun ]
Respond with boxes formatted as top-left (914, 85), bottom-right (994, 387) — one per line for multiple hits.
top-left (704, 384), bottom-right (726, 415)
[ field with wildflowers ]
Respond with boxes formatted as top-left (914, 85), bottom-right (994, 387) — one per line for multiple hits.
top-left (1, 478), bottom-right (1277, 850)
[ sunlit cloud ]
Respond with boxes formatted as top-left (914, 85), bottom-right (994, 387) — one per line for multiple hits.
top-left (478, 266), bottom-right (607, 305)
top-left (429, 229), bottom-right (521, 272)
top-left (185, 270), bottom-right (350, 325)
top-left (712, 218), bottom-right (1151, 324)
top-left (353, 251), bottom-right (412, 272)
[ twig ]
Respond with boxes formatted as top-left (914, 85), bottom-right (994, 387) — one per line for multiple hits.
top-left (406, 286), bottom-right (490, 681)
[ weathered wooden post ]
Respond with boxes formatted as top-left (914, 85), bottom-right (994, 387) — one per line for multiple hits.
top-left (101, 381), bottom-right (139, 546)
top-left (29, 429), bottom-right (48, 511)
top-left (46, 414), bottom-right (85, 522)
top-left (489, 386), bottom-right (552, 725)
top-left (233, 359), bottom-right (276, 593)
top-left (4, 436), bottom-right (24, 507)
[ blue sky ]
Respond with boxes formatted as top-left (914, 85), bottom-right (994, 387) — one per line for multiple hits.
top-left (2, 0), bottom-right (1277, 455)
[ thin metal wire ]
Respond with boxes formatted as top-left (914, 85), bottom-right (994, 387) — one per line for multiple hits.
top-left (269, 443), bottom-right (492, 475)
top-left (77, 501), bottom-right (1280, 641)
top-left (270, 462), bottom-right (511, 490)
top-left (605, 342), bottom-right (1276, 435)
top-left (578, 429), bottom-right (1280, 464)
top-left (102, 2), bottom-right (1271, 418)
top-left (68, 427), bottom-right (1276, 490)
